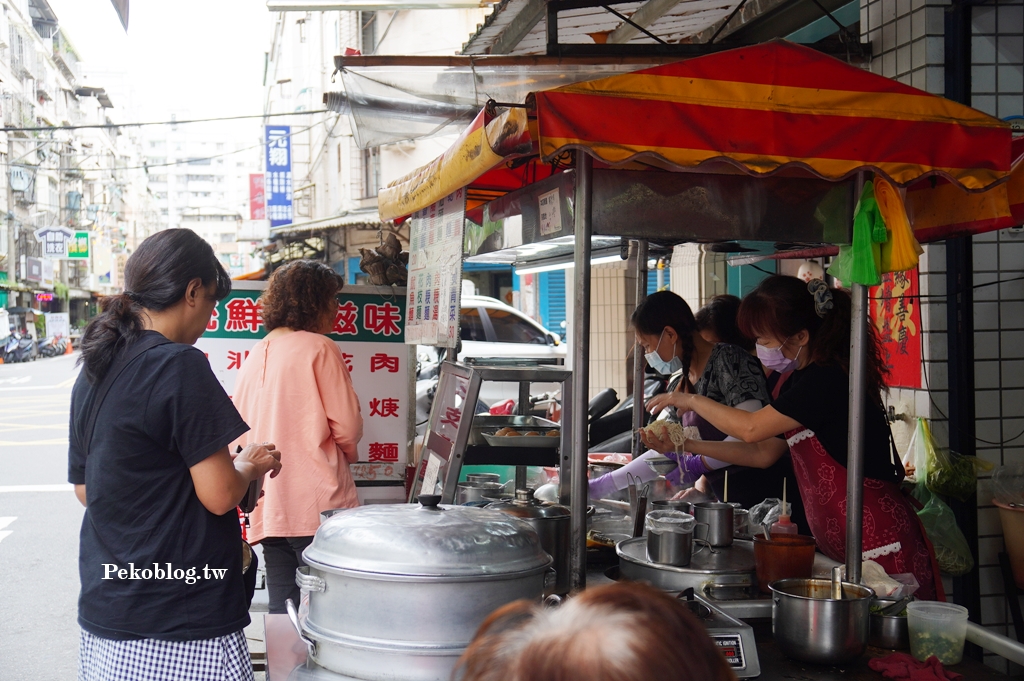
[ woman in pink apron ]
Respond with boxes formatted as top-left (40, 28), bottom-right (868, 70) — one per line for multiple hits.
top-left (645, 275), bottom-right (943, 600)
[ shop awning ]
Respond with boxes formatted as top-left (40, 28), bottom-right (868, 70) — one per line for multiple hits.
top-left (379, 40), bottom-right (1013, 222)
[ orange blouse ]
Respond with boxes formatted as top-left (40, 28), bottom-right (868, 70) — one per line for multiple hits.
top-left (232, 331), bottom-right (363, 541)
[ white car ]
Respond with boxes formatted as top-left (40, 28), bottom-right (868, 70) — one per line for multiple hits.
top-left (418, 295), bottom-right (566, 405)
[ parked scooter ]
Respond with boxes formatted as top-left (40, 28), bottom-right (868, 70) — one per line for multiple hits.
top-left (4, 329), bottom-right (38, 363)
top-left (36, 336), bottom-right (67, 358)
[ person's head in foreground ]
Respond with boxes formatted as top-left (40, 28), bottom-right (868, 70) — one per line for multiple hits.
top-left (261, 259), bottom-right (344, 334)
top-left (454, 581), bottom-right (737, 681)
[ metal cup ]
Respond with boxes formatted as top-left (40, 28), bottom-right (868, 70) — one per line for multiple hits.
top-left (651, 499), bottom-right (693, 514)
top-left (693, 501), bottom-right (735, 547)
top-left (644, 511), bottom-right (706, 567)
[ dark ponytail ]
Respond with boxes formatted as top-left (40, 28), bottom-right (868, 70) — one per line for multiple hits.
top-left (631, 291), bottom-right (699, 390)
top-left (79, 229), bottom-right (231, 384)
top-left (736, 275), bottom-right (889, 399)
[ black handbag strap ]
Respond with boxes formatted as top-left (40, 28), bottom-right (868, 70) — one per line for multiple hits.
top-left (81, 333), bottom-right (172, 456)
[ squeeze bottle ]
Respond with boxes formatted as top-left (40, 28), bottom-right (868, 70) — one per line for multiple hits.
top-left (770, 478), bottom-right (798, 535)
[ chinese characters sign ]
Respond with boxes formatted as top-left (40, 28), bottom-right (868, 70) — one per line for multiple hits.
top-left (870, 269), bottom-right (923, 389)
top-left (406, 190), bottom-right (465, 347)
top-left (264, 126), bottom-right (292, 227)
top-left (34, 226), bottom-right (74, 259)
top-left (197, 284), bottom-right (410, 482)
top-left (68, 231), bottom-right (90, 259)
top-left (249, 174), bottom-right (266, 221)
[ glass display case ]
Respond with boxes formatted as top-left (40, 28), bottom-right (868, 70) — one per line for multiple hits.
top-left (410, 361), bottom-right (573, 504)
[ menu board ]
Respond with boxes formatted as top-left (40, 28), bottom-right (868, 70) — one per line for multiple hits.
top-left (405, 189), bottom-right (465, 347)
top-left (196, 282), bottom-right (412, 482)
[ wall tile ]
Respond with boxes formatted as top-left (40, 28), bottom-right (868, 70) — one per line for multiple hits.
top-left (998, 64), bottom-right (1024, 92)
top-left (974, 35), bottom-right (998, 63)
top-left (975, 331), bottom-right (1000, 359)
top-left (897, 0), bottom-right (911, 16)
top-left (984, 655), bottom-right (1009, 675)
top-left (972, 95), bottom-right (998, 115)
top-left (911, 68), bottom-right (927, 88)
top-left (975, 301), bottom-right (1001, 329)
top-left (976, 360), bottom-right (1001, 389)
top-left (1001, 330), bottom-right (1024, 358)
top-left (975, 272), bottom-right (1001, 301)
top-left (897, 44), bottom-right (912, 74)
top-left (897, 16), bottom-right (912, 44)
top-left (974, 243), bottom-right (1001, 272)
top-left (973, 65), bottom-right (998, 93)
top-left (979, 535), bottom-right (1006, 565)
top-left (911, 8), bottom-right (926, 38)
top-left (926, 65), bottom-right (945, 94)
top-left (926, 360), bottom-right (948, 390)
top-left (1000, 242), bottom-right (1024, 272)
top-left (999, 276), bottom-right (1024, 301)
top-left (883, 0), bottom-right (898, 23)
top-left (979, 507), bottom-right (1004, 535)
top-left (924, 6), bottom-right (945, 34)
top-left (981, 595), bottom-right (1006, 625)
top-left (926, 35), bottom-right (945, 64)
top-left (997, 5), bottom-right (1023, 33)
top-left (972, 5), bottom-right (997, 33)
top-left (1002, 360), bottom-right (1024, 388)
top-left (977, 389), bottom-right (1002, 417)
top-left (997, 35), bottom-right (1023, 65)
top-left (998, 94), bottom-right (1024, 118)
top-left (870, 2), bottom-right (883, 31)
top-left (977, 418), bottom-right (1004, 444)
top-left (980, 566), bottom-right (1005, 595)
top-left (1000, 301), bottom-right (1024, 329)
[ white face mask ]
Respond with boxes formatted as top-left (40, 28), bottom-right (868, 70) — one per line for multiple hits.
top-left (644, 330), bottom-right (685, 376)
top-left (756, 338), bottom-right (802, 373)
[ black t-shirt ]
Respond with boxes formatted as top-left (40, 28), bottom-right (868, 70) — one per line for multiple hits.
top-left (68, 332), bottom-right (250, 640)
top-left (771, 362), bottom-right (901, 484)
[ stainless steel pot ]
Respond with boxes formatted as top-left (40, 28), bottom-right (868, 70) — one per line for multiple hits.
top-left (693, 501), bottom-right (734, 548)
top-left (296, 495), bottom-right (551, 681)
top-left (869, 598), bottom-right (910, 649)
top-left (486, 488), bottom-right (570, 596)
top-left (651, 499), bottom-right (693, 513)
top-left (770, 578), bottom-right (874, 665)
top-left (617, 536), bottom-right (757, 596)
top-left (456, 480), bottom-right (507, 505)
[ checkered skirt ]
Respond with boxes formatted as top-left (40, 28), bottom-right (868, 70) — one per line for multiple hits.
top-left (78, 629), bottom-right (254, 681)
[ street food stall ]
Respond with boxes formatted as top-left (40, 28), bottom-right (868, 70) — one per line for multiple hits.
top-left (267, 40), bottom-right (1024, 680)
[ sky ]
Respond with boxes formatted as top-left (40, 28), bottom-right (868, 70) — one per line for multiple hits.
top-left (46, 0), bottom-right (275, 125)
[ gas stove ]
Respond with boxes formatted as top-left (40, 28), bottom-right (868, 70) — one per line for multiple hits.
top-left (683, 593), bottom-right (761, 678)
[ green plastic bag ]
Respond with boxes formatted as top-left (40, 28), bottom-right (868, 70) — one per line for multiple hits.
top-left (827, 182), bottom-right (886, 286)
top-left (911, 417), bottom-right (992, 502)
top-left (910, 483), bottom-right (975, 576)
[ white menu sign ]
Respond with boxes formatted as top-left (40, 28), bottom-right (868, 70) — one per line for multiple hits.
top-left (405, 189), bottom-right (465, 347)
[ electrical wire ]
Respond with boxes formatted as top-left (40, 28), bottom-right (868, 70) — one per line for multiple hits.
top-left (2, 109), bottom-right (332, 133)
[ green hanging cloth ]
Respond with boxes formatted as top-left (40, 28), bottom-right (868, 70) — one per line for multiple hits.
top-left (827, 182), bottom-right (887, 286)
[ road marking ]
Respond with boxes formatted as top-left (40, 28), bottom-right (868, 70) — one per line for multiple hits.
top-left (0, 517), bottom-right (15, 544)
top-left (56, 376), bottom-right (77, 388)
top-left (0, 385), bottom-right (74, 392)
top-left (0, 484), bottom-right (73, 493)
top-left (0, 377), bottom-right (31, 385)
top-left (0, 438), bottom-right (69, 446)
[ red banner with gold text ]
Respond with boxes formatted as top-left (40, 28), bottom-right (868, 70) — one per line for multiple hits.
top-left (870, 269), bottom-right (923, 389)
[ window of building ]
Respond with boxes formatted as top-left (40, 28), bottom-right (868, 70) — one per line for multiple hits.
top-left (220, 233), bottom-right (234, 243)
top-left (362, 147), bottom-right (380, 198)
top-left (361, 11), bottom-right (376, 54)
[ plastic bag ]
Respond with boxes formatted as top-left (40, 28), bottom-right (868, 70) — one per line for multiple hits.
top-left (827, 182), bottom-right (885, 286)
top-left (913, 417), bottom-right (992, 501)
top-left (875, 177), bottom-right (923, 273)
top-left (991, 464), bottom-right (1024, 507)
top-left (911, 483), bottom-right (975, 576)
top-left (749, 498), bottom-right (790, 529)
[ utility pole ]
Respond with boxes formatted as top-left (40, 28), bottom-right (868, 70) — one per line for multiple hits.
top-left (7, 166), bottom-right (16, 290)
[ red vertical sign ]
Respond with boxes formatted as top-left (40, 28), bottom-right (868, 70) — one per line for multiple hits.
top-left (870, 269), bottom-right (923, 389)
top-left (249, 174), bottom-right (266, 220)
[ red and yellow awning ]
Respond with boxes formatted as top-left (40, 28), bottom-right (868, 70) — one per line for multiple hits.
top-left (534, 41), bottom-right (1011, 192)
top-left (379, 40), bottom-right (1013, 225)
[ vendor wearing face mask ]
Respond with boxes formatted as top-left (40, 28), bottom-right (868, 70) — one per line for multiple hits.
top-left (645, 276), bottom-right (943, 600)
top-left (591, 291), bottom-right (800, 519)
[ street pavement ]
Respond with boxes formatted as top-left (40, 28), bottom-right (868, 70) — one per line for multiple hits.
top-left (0, 352), bottom-right (84, 680)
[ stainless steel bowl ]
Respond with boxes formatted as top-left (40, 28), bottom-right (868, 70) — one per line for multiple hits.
top-left (870, 598), bottom-right (910, 650)
top-left (770, 578), bottom-right (874, 665)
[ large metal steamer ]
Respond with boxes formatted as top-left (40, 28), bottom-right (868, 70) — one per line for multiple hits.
top-left (288, 496), bottom-right (551, 681)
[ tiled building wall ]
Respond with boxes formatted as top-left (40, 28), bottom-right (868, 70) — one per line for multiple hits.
top-left (864, 0), bottom-right (1024, 671)
top-left (563, 263), bottom-right (636, 401)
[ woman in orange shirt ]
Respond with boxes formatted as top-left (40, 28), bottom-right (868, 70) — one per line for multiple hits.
top-left (233, 261), bottom-right (363, 614)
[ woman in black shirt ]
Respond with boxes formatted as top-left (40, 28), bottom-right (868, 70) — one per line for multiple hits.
top-left (69, 229), bottom-right (282, 681)
top-left (646, 276), bottom-right (943, 600)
